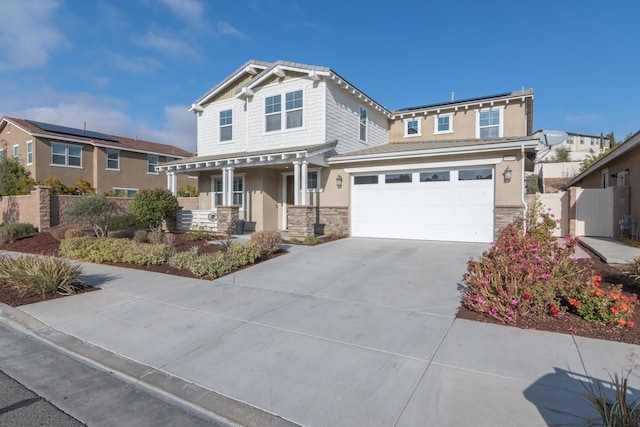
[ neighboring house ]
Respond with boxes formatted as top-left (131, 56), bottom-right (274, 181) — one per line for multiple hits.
top-left (536, 131), bottom-right (610, 162)
top-left (564, 130), bottom-right (640, 237)
top-left (159, 59), bottom-right (539, 243)
top-left (0, 116), bottom-right (195, 196)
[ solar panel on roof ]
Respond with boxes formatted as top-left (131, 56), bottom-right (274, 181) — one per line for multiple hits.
top-left (27, 120), bottom-right (118, 142)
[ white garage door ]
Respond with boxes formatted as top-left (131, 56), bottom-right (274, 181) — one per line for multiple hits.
top-left (351, 168), bottom-right (495, 243)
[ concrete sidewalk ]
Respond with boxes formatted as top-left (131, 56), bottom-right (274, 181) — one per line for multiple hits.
top-left (1, 238), bottom-right (639, 426)
top-left (579, 236), bottom-right (640, 264)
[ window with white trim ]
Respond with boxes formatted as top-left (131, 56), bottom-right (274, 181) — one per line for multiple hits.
top-left (359, 107), bottom-right (367, 141)
top-left (435, 113), bottom-right (453, 134)
top-left (12, 144), bottom-right (19, 159)
top-left (51, 142), bottom-right (82, 167)
top-left (420, 171), bottom-right (450, 182)
top-left (26, 141), bottom-right (33, 165)
top-left (307, 171), bottom-right (320, 190)
top-left (404, 118), bottom-right (421, 137)
top-left (212, 176), bottom-right (245, 209)
top-left (147, 154), bottom-right (158, 174)
top-left (220, 109), bottom-right (232, 142)
top-left (285, 90), bottom-right (303, 129)
top-left (265, 95), bottom-right (281, 132)
top-left (354, 175), bottom-right (378, 185)
top-left (477, 108), bottom-right (502, 138)
top-left (106, 148), bottom-right (119, 170)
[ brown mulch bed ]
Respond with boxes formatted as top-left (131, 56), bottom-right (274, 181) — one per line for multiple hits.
top-left (457, 243), bottom-right (640, 345)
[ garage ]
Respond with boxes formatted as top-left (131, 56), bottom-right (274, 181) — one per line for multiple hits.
top-left (350, 167), bottom-right (495, 243)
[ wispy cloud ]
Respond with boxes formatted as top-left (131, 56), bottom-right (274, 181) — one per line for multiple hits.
top-left (0, 0), bottom-right (68, 69)
top-left (566, 113), bottom-right (603, 124)
top-left (159, 0), bottom-right (206, 31)
top-left (111, 53), bottom-right (164, 74)
top-left (216, 22), bottom-right (247, 39)
top-left (137, 105), bottom-right (197, 152)
top-left (134, 30), bottom-right (198, 58)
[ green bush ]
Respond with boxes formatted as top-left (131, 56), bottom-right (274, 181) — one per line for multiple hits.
top-left (0, 158), bottom-right (36, 196)
top-left (59, 237), bottom-right (169, 265)
top-left (226, 242), bottom-right (262, 267)
top-left (133, 230), bottom-right (147, 243)
top-left (168, 242), bottom-right (261, 278)
top-left (64, 228), bottom-right (85, 239)
top-left (66, 194), bottom-right (122, 237)
top-left (130, 188), bottom-right (179, 231)
top-left (107, 213), bottom-right (146, 232)
top-left (185, 226), bottom-right (215, 242)
top-left (583, 365), bottom-right (640, 426)
top-left (250, 230), bottom-right (282, 255)
top-left (0, 223), bottom-right (37, 244)
top-left (0, 255), bottom-right (85, 297)
top-left (147, 230), bottom-right (165, 245)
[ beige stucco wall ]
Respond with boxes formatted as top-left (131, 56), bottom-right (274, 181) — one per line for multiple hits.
top-left (388, 98), bottom-right (529, 142)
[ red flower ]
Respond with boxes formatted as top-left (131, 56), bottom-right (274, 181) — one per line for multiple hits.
top-left (523, 293), bottom-right (531, 300)
top-left (627, 321), bottom-right (635, 328)
top-left (551, 308), bottom-right (560, 315)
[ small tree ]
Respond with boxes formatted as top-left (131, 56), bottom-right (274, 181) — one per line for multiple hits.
top-left (41, 176), bottom-right (70, 195)
top-left (554, 146), bottom-right (571, 162)
top-left (66, 193), bottom-right (122, 237)
top-left (73, 179), bottom-right (95, 195)
top-left (130, 188), bottom-right (179, 231)
top-left (177, 184), bottom-right (198, 197)
top-left (0, 158), bottom-right (36, 196)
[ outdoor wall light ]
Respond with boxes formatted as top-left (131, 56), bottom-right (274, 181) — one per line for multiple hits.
top-left (503, 166), bottom-right (513, 183)
top-left (336, 175), bottom-right (343, 189)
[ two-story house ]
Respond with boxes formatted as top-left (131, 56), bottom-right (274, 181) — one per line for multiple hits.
top-left (160, 60), bottom-right (539, 243)
top-left (0, 116), bottom-right (195, 196)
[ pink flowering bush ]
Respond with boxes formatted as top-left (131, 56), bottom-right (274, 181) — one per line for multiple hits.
top-left (462, 202), bottom-right (593, 323)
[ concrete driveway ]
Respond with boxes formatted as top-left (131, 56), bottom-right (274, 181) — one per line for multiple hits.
top-left (19, 238), bottom-right (487, 426)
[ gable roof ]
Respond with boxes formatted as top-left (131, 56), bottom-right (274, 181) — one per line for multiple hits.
top-left (190, 59), bottom-right (393, 118)
top-left (564, 130), bottom-right (640, 187)
top-left (329, 136), bottom-right (539, 164)
top-left (1, 116), bottom-right (192, 158)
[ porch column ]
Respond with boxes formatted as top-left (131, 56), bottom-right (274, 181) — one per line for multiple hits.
top-left (301, 160), bottom-right (308, 205)
top-left (221, 167), bottom-right (228, 205)
top-left (227, 167), bottom-right (235, 205)
top-left (293, 161), bottom-right (300, 205)
top-left (167, 172), bottom-right (177, 196)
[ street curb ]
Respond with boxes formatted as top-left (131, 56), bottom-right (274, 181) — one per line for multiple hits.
top-left (0, 303), bottom-right (299, 427)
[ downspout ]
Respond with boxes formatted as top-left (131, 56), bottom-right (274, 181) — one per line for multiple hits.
top-left (521, 144), bottom-right (527, 233)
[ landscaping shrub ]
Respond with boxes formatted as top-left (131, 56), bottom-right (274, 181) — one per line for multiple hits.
top-left (107, 213), bottom-right (146, 232)
top-left (250, 230), bottom-right (282, 255)
top-left (59, 237), bottom-right (169, 265)
top-left (64, 228), bottom-right (85, 239)
top-left (462, 201), bottom-right (636, 326)
top-left (0, 223), bottom-right (37, 244)
top-left (168, 242), bottom-right (262, 278)
top-left (325, 226), bottom-right (346, 239)
top-left (147, 230), bottom-right (165, 245)
top-left (66, 193), bottom-right (122, 237)
top-left (0, 255), bottom-right (85, 297)
top-left (133, 230), bottom-right (147, 243)
top-left (226, 242), bottom-right (262, 267)
top-left (583, 364), bottom-right (640, 426)
top-left (185, 226), bottom-right (215, 242)
top-left (130, 188), bottom-right (178, 231)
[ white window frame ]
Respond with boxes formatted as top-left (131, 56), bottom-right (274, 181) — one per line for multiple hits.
top-left (602, 169), bottom-right (609, 188)
top-left (26, 141), bottom-right (33, 165)
top-left (434, 113), bottom-right (454, 134)
top-left (285, 90), bottom-right (303, 129)
top-left (359, 107), bottom-right (367, 142)
top-left (617, 170), bottom-right (629, 187)
top-left (51, 142), bottom-right (82, 168)
top-left (212, 174), bottom-right (246, 211)
top-left (12, 144), bottom-right (19, 160)
top-left (265, 94), bottom-right (282, 132)
top-left (307, 169), bottom-right (322, 192)
top-left (113, 187), bottom-right (138, 197)
top-left (219, 109), bottom-right (233, 142)
top-left (476, 107), bottom-right (504, 139)
top-left (106, 148), bottom-right (120, 170)
top-left (147, 154), bottom-right (159, 174)
top-left (404, 118), bottom-right (421, 137)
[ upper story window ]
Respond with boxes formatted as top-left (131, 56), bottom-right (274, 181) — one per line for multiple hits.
top-left (285, 90), bottom-right (303, 129)
top-left (404, 118), bottom-right (421, 137)
top-left (591, 137), bottom-right (597, 146)
top-left (477, 108), bottom-right (503, 139)
top-left (220, 109), bottom-right (232, 142)
top-left (265, 90), bottom-right (303, 132)
top-left (106, 148), bottom-right (119, 170)
top-left (147, 154), bottom-right (158, 174)
top-left (580, 138), bottom-right (585, 145)
top-left (359, 107), bottom-right (367, 141)
top-left (12, 145), bottom-right (19, 159)
top-left (26, 141), bottom-right (33, 165)
top-left (435, 113), bottom-right (453, 134)
top-left (51, 142), bottom-right (82, 167)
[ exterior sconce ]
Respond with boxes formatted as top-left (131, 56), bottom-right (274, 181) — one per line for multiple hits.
top-left (336, 175), bottom-right (343, 189)
top-left (503, 166), bottom-right (512, 183)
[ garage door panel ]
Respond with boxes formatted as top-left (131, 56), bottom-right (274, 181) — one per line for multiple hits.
top-left (351, 169), bottom-right (494, 243)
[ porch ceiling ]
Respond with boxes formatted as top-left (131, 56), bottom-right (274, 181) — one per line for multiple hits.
top-left (158, 141), bottom-right (337, 174)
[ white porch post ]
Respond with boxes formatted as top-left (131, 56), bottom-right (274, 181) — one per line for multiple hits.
top-left (301, 160), bottom-right (308, 205)
top-left (221, 167), bottom-right (228, 205)
top-left (167, 172), bottom-right (177, 196)
top-left (293, 161), bottom-right (300, 205)
top-left (227, 167), bottom-right (235, 205)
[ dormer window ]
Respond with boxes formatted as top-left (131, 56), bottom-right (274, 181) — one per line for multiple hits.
top-left (434, 113), bottom-right (453, 134)
top-left (265, 90), bottom-right (304, 132)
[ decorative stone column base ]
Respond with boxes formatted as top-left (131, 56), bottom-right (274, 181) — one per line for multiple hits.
top-left (288, 206), bottom-right (315, 239)
top-left (216, 206), bottom-right (240, 234)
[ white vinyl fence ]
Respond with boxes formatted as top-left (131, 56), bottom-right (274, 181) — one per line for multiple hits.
top-left (176, 210), bottom-right (218, 232)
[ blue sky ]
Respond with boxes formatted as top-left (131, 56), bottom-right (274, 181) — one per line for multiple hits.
top-left (1, 0), bottom-right (639, 153)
